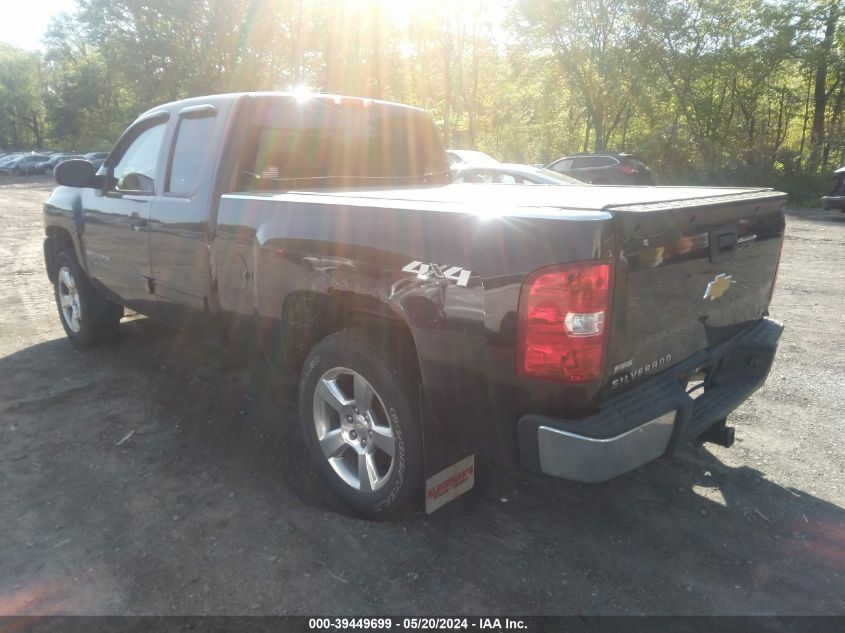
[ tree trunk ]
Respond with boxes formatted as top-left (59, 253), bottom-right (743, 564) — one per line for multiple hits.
top-left (823, 82), bottom-right (845, 167)
top-left (798, 75), bottom-right (812, 168)
top-left (468, 6), bottom-right (481, 148)
top-left (809, 3), bottom-right (840, 170)
top-left (771, 87), bottom-right (787, 167)
top-left (441, 38), bottom-right (452, 147)
top-left (370, 8), bottom-right (383, 99)
top-left (30, 115), bottom-right (42, 149)
top-left (621, 107), bottom-right (630, 150)
top-left (592, 98), bottom-right (605, 152)
top-left (582, 114), bottom-right (592, 153)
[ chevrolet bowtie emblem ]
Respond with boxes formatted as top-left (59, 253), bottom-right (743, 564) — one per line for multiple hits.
top-left (703, 273), bottom-right (735, 300)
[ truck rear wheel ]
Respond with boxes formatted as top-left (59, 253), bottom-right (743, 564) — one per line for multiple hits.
top-left (53, 250), bottom-right (122, 346)
top-left (298, 329), bottom-right (424, 519)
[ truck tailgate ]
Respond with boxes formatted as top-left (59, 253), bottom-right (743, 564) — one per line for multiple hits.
top-left (604, 190), bottom-right (786, 395)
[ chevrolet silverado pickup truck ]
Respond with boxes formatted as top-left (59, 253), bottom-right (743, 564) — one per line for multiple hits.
top-left (43, 92), bottom-right (785, 518)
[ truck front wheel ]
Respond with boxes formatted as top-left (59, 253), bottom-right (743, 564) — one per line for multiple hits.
top-left (53, 251), bottom-right (122, 346)
top-left (298, 329), bottom-right (424, 519)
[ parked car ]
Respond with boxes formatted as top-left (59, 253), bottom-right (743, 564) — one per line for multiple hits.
top-left (21, 155), bottom-right (61, 175)
top-left (0, 153), bottom-right (24, 170)
top-left (452, 163), bottom-right (581, 185)
top-left (22, 158), bottom-right (50, 175)
top-left (446, 149), bottom-right (499, 166)
top-left (40, 153), bottom-right (80, 176)
top-left (0, 153), bottom-right (50, 175)
top-left (546, 152), bottom-right (655, 185)
top-left (821, 166), bottom-right (845, 211)
top-left (83, 152), bottom-right (109, 170)
top-left (44, 92), bottom-right (785, 518)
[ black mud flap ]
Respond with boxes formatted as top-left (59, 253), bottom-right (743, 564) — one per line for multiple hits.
top-left (419, 385), bottom-right (475, 514)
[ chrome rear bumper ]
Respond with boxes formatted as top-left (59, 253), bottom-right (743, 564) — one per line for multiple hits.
top-left (519, 318), bottom-right (783, 482)
top-left (537, 412), bottom-right (676, 482)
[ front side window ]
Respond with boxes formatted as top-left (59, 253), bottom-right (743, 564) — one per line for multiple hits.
top-left (549, 158), bottom-right (573, 172)
top-left (458, 170), bottom-right (485, 183)
top-left (112, 122), bottom-right (166, 194)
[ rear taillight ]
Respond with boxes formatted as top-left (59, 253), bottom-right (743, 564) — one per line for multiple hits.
top-left (517, 260), bottom-right (613, 383)
top-left (620, 166), bottom-right (639, 174)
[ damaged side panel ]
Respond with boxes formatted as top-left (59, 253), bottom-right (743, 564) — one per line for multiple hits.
top-left (211, 193), bottom-right (615, 510)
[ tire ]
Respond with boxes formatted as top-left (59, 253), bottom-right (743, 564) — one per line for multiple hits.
top-left (298, 328), bottom-right (424, 519)
top-left (53, 250), bottom-right (123, 346)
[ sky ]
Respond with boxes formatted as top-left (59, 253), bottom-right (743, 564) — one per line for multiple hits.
top-left (0, 0), bottom-right (77, 51)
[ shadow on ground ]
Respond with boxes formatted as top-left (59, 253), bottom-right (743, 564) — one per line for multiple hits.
top-left (1, 320), bottom-right (842, 615)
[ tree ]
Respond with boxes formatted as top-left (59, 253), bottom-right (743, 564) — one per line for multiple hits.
top-left (0, 44), bottom-right (47, 148)
top-left (803, 0), bottom-right (842, 170)
top-left (512, 0), bottom-right (636, 152)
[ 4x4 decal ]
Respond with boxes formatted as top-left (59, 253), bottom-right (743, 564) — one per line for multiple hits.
top-left (402, 261), bottom-right (472, 287)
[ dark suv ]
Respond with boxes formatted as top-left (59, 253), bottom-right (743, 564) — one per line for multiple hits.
top-left (821, 166), bottom-right (844, 211)
top-left (546, 153), bottom-right (655, 185)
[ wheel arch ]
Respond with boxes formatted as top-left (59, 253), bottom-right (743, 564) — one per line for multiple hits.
top-left (271, 287), bottom-right (469, 494)
top-left (266, 288), bottom-right (419, 379)
top-left (44, 226), bottom-right (79, 284)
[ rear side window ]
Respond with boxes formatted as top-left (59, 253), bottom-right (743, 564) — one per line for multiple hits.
top-left (167, 114), bottom-right (217, 196)
top-left (573, 156), bottom-right (617, 168)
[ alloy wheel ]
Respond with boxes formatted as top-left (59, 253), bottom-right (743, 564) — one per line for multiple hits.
top-left (312, 367), bottom-right (397, 492)
top-left (57, 266), bottom-right (82, 333)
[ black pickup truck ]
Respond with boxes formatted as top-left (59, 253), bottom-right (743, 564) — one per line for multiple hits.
top-left (43, 92), bottom-right (785, 518)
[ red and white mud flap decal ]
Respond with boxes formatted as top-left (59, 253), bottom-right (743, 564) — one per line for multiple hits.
top-left (425, 454), bottom-right (475, 514)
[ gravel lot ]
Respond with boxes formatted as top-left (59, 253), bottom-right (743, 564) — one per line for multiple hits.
top-left (1, 178), bottom-right (843, 615)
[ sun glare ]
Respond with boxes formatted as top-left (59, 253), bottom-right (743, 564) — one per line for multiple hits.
top-left (292, 84), bottom-right (313, 103)
top-left (342, 0), bottom-right (420, 26)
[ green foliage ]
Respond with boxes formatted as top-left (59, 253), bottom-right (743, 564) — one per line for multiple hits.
top-left (0, 44), bottom-right (47, 149)
top-left (0, 0), bottom-right (841, 205)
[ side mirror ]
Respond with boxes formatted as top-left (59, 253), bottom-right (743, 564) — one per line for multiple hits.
top-left (55, 159), bottom-right (97, 188)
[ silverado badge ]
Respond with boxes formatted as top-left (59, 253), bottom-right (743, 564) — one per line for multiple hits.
top-left (703, 273), bottom-right (735, 300)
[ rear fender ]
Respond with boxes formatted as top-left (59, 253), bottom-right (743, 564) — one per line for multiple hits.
top-left (259, 258), bottom-right (472, 511)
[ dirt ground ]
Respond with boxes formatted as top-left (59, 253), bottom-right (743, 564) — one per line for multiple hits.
top-left (0, 177), bottom-right (842, 616)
